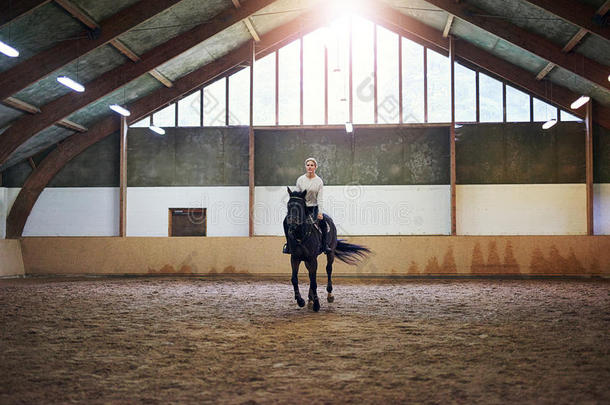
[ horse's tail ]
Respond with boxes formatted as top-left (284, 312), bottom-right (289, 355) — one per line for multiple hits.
top-left (334, 240), bottom-right (371, 265)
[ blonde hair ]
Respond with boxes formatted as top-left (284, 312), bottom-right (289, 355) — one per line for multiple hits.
top-left (304, 157), bottom-right (318, 167)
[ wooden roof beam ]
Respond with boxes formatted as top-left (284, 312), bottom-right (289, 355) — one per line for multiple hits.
top-left (598, 1), bottom-right (610, 16)
top-left (0, 0), bottom-right (183, 101)
top-left (109, 40), bottom-right (173, 88)
top-left (54, 0), bottom-right (97, 29)
top-left (0, 0), bottom-right (52, 28)
top-left (2, 97), bottom-right (41, 114)
top-left (56, 119), bottom-right (87, 132)
top-left (244, 17), bottom-right (261, 41)
top-left (521, 0), bottom-right (610, 42)
top-left (0, 0), bottom-right (276, 166)
top-left (149, 70), bottom-right (173, 88)
top-left (443, 14), bottom-right (454, 38)
top-left (536, 28), bottom-right (589, 80)
top-left (423, 0), bottom-right (610, 90)
top-left (232, 0), bottom-right (241, 8)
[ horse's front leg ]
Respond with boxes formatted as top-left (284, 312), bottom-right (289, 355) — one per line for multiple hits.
top-left (304, 258), bottom-right (320, 312)
top-left (291, 256), bottom-right (305, 307)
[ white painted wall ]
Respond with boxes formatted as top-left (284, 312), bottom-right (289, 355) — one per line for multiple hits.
top-left (0, 187), bottom-right (6, 239)
top-left (594, 184), bottom-right (610, 235)
top-left (254, 185), bottom-right (452, 236)
top-left (457, 184), bottom-right (587, 235)
top-left (3, 184), bottom-right (606, 237)
top-left (127, 187), bottom-right (249, 237)
top-left (6, 188), bottom-right (119, 237)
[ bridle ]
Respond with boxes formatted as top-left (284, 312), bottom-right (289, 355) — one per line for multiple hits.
top-left (286, 196), bottom-right (317, 246)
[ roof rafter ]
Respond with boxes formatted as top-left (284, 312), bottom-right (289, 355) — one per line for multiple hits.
top-left (0, 0), bottom-right (52, 28)
top-left (521, 0), bottom-right (610, 42)
top-left (0, 0), bottom-right (183, 102)
top-left (0, 0), bottom-right (277, 166)
top-left (423, 0), bottom-right (610, 90)
top-left (6, 6), bottom-right (327, 238)
top-left (54, 0), bottom-right (98, 29)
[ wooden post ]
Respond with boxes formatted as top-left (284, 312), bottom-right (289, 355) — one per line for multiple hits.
top-left (119, 116), bottom-right (128, 237)
top-left (449, 36), bottom-right (457, 235)
top-left (249, 40), bottom-right (255, 237)
top-left (585, 100), bottom-right (594, 235)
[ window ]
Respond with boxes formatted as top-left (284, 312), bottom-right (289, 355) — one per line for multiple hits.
top-left (427, 49), bottom-right (451, 123)
top-left (454, 62), bottom-right (476, 122)
top-left (178, 91), bottom-right (201, 127)
top-left (327, 17), bottom-right (350, 125)
top-left (560, 110), bottom-right (582, 122)
top-left (352, 15), bottom-right (374, 124)
top-left (533, 97), bottom-right (557, 122)
top-left (229, 67), bottom-right (250, 125)
top-left (402, 38), bottom-right (424, 123)
top-left (278, 40), bottom-right (301, 125)
top-left (479, 73), bottom-right (503, 122)
top-left (153, 104), bottom-right (176, 127)
top-left (377, 25), bottom-right (399, 124)
top-left (203, 78), bottom-right (226, 126)
top-left (254, 52), bottom-right (276, 126)
top-left (131, 116), bottom-right (150, 128)
top-left (506, 85), bottom-right (530, 122)
top-left (303, 29), bottom-right (325, 125)
top-left (169, 208), bottom-right (206, 237)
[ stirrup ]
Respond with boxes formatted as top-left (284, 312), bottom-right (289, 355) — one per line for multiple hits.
top-left (283, 244), bottom-right (290, 254)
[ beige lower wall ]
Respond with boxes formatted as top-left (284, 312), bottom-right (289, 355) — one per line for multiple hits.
top-left (20, 236), bottom-right (610, 276)
top-left (0, 239), bottom-right (25, 277)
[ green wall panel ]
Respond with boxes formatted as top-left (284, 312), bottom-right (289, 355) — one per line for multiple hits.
top-left (594, 124), bottom-right (610, 183)
top-left (127, 126), bottom-right (248, 186)
top-left (456, 122), bottom-right (585, 184)
top-left (255, 126), bottom-right (450, 186)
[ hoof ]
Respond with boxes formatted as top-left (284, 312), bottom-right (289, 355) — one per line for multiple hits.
top-left (327, 293), bottom-right (334, 303)
top-left (307, 300), bottom-right (313, 309)
top-left (296, 297), bottom-right (305, 307)
top-left (312, 299), bottom-right (320, 312)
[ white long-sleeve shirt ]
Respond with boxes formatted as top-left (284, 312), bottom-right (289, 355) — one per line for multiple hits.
top-left (295, 174), bottom-right (324, 212)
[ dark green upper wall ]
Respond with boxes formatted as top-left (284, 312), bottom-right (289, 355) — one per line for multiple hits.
top-left (255, 126), bottom-right (451, 186)
top-left (594, 124), bottom-right (610, 183)
top-left (127, 126), bottom-right (249, 187)
top-left (456, 122), bottom-right (586, 184)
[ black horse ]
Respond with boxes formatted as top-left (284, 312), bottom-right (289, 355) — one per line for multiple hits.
top-left (284, 187), bottom-right (370, 312)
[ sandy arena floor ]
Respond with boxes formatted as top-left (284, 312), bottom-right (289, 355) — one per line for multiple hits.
top-left (0, 276), bottom-right (609, 404)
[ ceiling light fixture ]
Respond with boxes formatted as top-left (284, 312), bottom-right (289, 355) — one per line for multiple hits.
top-left (57, 76), bottom-right (85, 92)
top-left (345, 122), bottom-right (353, 133)
top-left (109, 104), bottom-right (131, 116)
top-left (542, 118), bottom-right (557, 130)
top-left (0, 40), bottom-right (19, 57)
top-left (149, 125), bottom-right (165, 135)
top-left (570, 95), bottom-right (590, 110)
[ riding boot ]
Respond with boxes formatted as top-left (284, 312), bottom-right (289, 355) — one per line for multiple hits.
top-left (320, 219), bottom-right (331, 254)
top-left (283, 243), bottom-right (290, 254)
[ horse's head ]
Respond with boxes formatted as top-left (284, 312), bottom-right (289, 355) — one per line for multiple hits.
top-left (286, 187), bottom-right (307, 228)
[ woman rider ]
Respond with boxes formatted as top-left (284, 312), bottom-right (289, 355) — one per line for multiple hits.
top-left (283, 157), bottom-right (330, 254)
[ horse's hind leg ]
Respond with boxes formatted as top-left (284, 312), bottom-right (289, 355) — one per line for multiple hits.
top-left (291, 257), bottom-right (305, 307)
top-left (326, 252), bottom-right (335, 303)
top-left (304, 258), bottom-right (320, 312)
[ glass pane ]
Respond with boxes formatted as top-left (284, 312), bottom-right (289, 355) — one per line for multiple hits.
top-left (427, 49), bottom-right (451, 123)
top-left (560, 110), bottom-right (582, 122)
top-left (153, 104), bottom-right (175, 127)
top-left (377, 25), bottom-right (399, 124)
top-left (130, 116), bottom-right (150, 128)
top-left (253, 52), bottom-right (276, 126)
top-left (401, 38), bottom-right (424, 123)
top-left (533, 98), bottom-right (557, 122)
top-left (203, 77), bottom-right (226, 126)
top-left (178, 90), bottom-right (201, 127)
top-left (479, 73), bottom-right (503, 122)
top-left (352, 16), bottom-right (374, 124)
top-left (278, 40), bottom-right (300, 125)
top-left (454, 62), bottom-right (476, 122)
top-left (506, 85), bottom-right (530, 122)
top-left (229, 67), bottom-right (250, 126)
top-left (303, 29), bottom-right (325, 125)
top-left (327, 17), bottom-right (350, 125)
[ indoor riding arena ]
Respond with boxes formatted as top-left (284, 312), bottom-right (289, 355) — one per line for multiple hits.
top-left (1, 0), bottom-right (609, 404)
